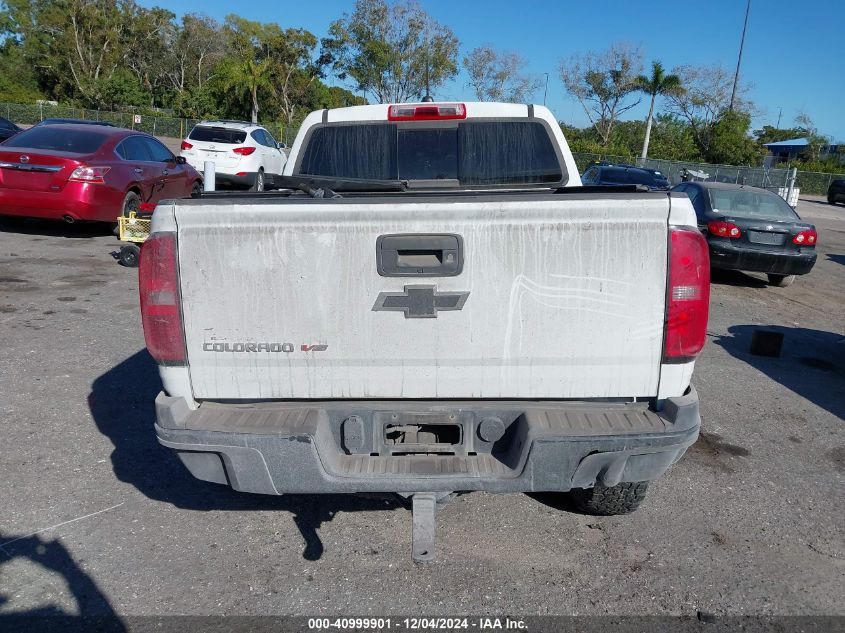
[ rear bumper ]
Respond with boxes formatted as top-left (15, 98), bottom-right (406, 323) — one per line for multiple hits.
top-left (155, 388), bottom-right (701, 494)
top-left (0, 184), bottom-right (119, 222)
top-left (213, 172), bottom-right (257, 189)
top-left (709, 241), bottom-right (817, 275)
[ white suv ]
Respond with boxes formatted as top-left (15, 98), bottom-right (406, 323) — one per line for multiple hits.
top-left (180, 121), bottom-right (287, 191)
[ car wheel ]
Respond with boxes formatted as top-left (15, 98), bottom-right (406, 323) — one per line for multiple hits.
top-left (191, 181), bottom-right (202, 198)
top-left (251, 169), bottom-right (265, 192)
top-left (121, 190), bottom-right (141, 218)
top-left (118, 244), bottom-right (141, 268)
top-left (767, 274), bottom-right (795, 287)
top-left (829, 194), bottom-right (839, 206)
top-left (565, 482), bottom-right (649, 516)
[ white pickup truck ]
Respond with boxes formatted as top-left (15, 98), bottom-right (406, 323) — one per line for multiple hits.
top-left (140, 102), bottom-right (709, 561)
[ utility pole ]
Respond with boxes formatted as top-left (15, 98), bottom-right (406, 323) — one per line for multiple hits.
top-left (543, 73), bottom-right (549, 106)
top-left (422, 22), bottom-right (433, 102)
top-left (729, 0), bottom-right (752, 112)
top-left (776, 107), bottom-right (782, 129)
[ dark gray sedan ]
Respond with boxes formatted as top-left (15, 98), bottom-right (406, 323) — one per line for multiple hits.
top-left (672, 182), bottom-right (817, 287)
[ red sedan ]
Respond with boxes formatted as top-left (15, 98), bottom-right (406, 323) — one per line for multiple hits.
top-left (0, 124), bottom-right (202, 224)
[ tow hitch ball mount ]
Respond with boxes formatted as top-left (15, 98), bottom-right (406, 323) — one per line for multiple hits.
top-left (400, 492), bottom-right (454, 563)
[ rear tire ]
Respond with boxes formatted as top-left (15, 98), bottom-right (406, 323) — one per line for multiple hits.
top-left (121, 190), bottom-right (141, 218)
top-left (567, 482), bottom-right (649, 515)
top-left (118, 244), bottom-right (141, 268)
top-left (251, 169), bottom-right (265, 192)
top-left (829, 194), bottom-right (837, 205)
top-left (767, 273), bottom-right (795, 287)
top-left (191, 181), bottom-right (203, 198)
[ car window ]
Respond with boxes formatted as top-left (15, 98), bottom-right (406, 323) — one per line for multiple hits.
top-left (297, 120), bottom-right (564, 185)
top-left (708, 188), bottom-right (799, 220)
top-left (263, 129), bottom-right (278, 147)
top-left (398, 128), bottom-right (458, 180)
top-left (685, 186), bottom-right (707, 218)
top-left (582, 167), bottom-right (597, 183)
top-left (599, 169), bottom-right (627, 184)
top-left (0, 117), bottom-right (16, 131)
top-left (144, 137), bottom-right (174, 162)
top-left (3, 127), bottom-right (109, 154)
top-left (250, 130), bottom-right (266, 147)
top-left (117, 136), bottom-right (152, 161)
top-left (189, 126), bottom-right (246, 144)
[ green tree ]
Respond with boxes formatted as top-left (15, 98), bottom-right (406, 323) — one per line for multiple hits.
top-left (706, 110), bottom-right (762, 165)
top-left (98, 68), bottom-right (148, 109)
top-left (558, 43), bottom-right (643, 147)
top-left (219, 16), bottom-right (279, 122)
top-left (463, 46), bottom-right (540, 102)
top-left (753, 125), bottom-right (805, 146)
top-left (665, 64), bottom-right (754, 159)
top-left (793, 112), bottom-right (831, 162)
top-left (633, 60), bottom-right (682, 159)
top-left (324, 0), bottom-right (459, 103)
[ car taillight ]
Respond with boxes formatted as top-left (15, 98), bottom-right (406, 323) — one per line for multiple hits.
top-left (233, 146), bottom-right (256, 155)
top-left (707, 220), bottom-right (741, 238)
top-left (664, 227), bottom-right (710, 363)
top-left (388, 103), bottom-right (467, 121)
top-left (68, 166), bottom-right (111, 184)
top-left (138, 202), bottom-right (156, 212)
top-left (139, 232), bottom-right (186, 365)
top-left (181, 140), bottom-right (193, 150)
top-left (793, 229), bottom-right (817, 245)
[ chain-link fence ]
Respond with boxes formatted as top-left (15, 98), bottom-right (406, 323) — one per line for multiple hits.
top-left (1, 102), bottom-right (304, 146)
top-left (572, 152), bottom-right (841, 196)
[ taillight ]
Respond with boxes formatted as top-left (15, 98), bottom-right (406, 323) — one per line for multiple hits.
top-left (139, 232), bottom-right (186, 364)
top-left (233, 146), bottom-right (256, 156)
top-left (793, 229), bottom-right (817, 245)
top-left (181, 140), bottom-right (193, 150)
top-left (138, 202), bottom-right (156, 213)
top-left (664, 227), bottom-right (710, 362)
top-left (68, 166), bottom-right (111, 184)
top-left (388, 103), bottom-right (467, 121)
top-left (707, 220), bottom-right (741, 238)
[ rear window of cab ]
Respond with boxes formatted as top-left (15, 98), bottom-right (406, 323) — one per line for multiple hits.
top-left (188, 126), bottom-right (247, 144)
top-left (296, 120), bottom-right (564, 185)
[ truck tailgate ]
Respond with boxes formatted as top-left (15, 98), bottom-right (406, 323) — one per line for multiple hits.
top-left (173, 194), bottom-right (670, 399)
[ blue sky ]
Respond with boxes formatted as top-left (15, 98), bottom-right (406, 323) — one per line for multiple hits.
top-left (140, 0), bottom-right (845, 141)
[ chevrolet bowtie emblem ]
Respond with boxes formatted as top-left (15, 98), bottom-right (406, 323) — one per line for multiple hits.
top-left (372, 285), bottom-right (469, 318)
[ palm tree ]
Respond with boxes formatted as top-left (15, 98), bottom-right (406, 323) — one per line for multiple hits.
top-left (222, 58), bottom-right (275, 123)
top-left (634, 61), bottom-right (683, 160)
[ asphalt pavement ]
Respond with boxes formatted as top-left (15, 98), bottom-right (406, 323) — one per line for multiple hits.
top-left (0, 197), bottom-right (843, 620)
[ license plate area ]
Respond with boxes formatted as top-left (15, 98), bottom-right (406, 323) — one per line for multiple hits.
top-left (748, 230), bottom-right (785, 245)
top-left (381, 412), bottom-right (465, 456)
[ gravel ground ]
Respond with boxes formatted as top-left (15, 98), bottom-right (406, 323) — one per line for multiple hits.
top-left (0, 197), bottom-right (843, 620)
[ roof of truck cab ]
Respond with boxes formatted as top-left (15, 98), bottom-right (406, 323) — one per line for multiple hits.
top-left (320, 102), bottom-right (542, 123)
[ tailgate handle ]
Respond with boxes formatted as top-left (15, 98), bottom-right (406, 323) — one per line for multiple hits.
top-left (377, 234), bottom-right (463, 277)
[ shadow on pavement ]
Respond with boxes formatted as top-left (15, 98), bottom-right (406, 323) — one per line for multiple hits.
top-left (827, 254), bottom-right (845, 266)
top-left (713, 325), bottom-right (845, 421)
top-left (88, 350), bottom-right (401, 561)
top-left (0, 533), bottom-right (125, 632)
top-left (0, 218), bottom-right (114, 239)
top-left (709, 268), bottom-right (768, 288)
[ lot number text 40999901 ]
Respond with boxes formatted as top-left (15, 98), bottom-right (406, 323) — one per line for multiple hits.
top-left (307, 617), bottom-right (528, 630)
